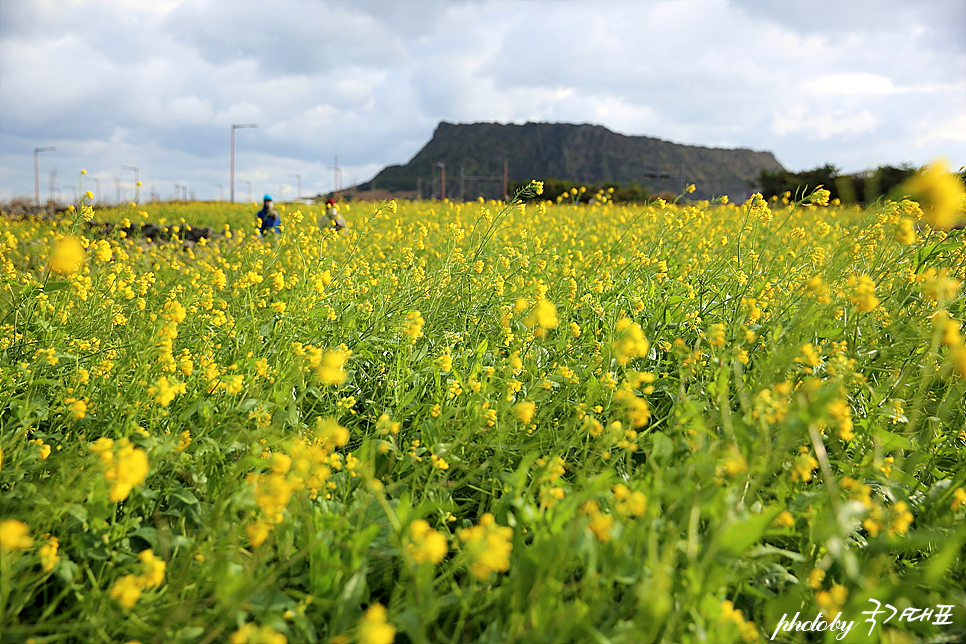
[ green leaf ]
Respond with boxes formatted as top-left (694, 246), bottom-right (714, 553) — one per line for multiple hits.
top-left (169, 488), bottom-right (199, 505)
top-left (874, 428), bottom-right (911, 452)
top-left (717, 506), bottom-right (784, 557)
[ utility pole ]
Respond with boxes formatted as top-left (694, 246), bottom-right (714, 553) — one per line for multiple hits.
top-left (33, 147), bottom-right (55, 205)
top-left (212, 184), bottom-right (223, 201)
top-left (121, 165), bottom-right (139, 203)
top-left (327, 155), bottom-right (341, 200)
top-left (288, 173), bottom-right (301, 202)
top-left (239, 179), bottom-right (252, 203)
top-left (230, 123), bottom-right (257, 202)
top-left (87, 177), bottom-right (100, 203)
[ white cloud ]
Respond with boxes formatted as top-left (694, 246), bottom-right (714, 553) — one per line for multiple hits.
top-left (799, 73), bottom-right (898, 96)
top-left (914, 113), bottom-right (966, 146)
top-left (1, 0), bottom-right (964, 201)
top-left (771, 105), bottom-right (879, 140)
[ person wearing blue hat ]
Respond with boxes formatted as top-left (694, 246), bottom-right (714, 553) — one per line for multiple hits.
top-left (256, 194), bottom-right (281, 235)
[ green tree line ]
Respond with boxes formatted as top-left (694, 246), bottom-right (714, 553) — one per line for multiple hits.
top-left (755, 163), bottom-right (927, 204)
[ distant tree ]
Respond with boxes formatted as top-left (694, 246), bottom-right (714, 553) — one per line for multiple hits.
top-left (757, 163), bottom-right (918, 204)
top-left (757, 164), bottom-right (839, 201)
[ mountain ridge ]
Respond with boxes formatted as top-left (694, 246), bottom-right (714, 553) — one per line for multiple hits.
top-left (360, 121), bottom-right (785, 201)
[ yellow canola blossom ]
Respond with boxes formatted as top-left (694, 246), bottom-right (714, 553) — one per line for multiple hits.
top-left (407, 519), bottom-right (448, 565)
top-left (108, 549), bottom-right (166, 609)
top-left (612, 318), bottom-right (650, 366)
top-left (49, 236), bottom-right (85, 275)
top-left (0, 519), bottom-right (33, 551)
top-left (39, 535), bottom-right (59, 572)
top-left (317, 348), bottom-right (350, 385)
top-left (90, 438), bottom-right (150, 502)
top-left (900, 158), bottom-right (966, 228)
top-left (230, 622), bottom-right (287, 644)
top-left (459, 513), bottom-right (513, 580)
top-left (514, 400), bottom-right (536, 423)
top-left (401, 311), bottom-right (425, 343)
top-left (850, 275), bottom-right (879, 312)
top-left (357, 604), bottom-right (395, 644)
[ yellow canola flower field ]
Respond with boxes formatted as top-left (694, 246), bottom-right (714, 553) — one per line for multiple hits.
top-left (1, 176), bottom-right (965, 643)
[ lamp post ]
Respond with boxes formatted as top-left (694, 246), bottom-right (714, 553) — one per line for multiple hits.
top-left (288, 173), bottom-right (301, 202)
top-left (87, 177), bottom-right (100, 203)
top-left (121, 165), bottom-right (139, 204)
top-left (34, 147), bottom-right (55, 205)
top-left (239, 179), bottom-right (252, 203)
top-left (437, 162), bottom-right (446, 200)
top-left (212, 184), bottom-right (223, 202)
top-left (230, 123), bottom-right (257, 203)
top-left (327, 155), bottom-right (342, 201)
top-left (63, 184), bottom-right (78, 204)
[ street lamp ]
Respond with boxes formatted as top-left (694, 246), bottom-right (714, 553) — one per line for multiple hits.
top-left (86, 177), bottom-right (101, 203)
top-left (63, 184), bottom-right (78, 204)
top-left (34, 147), bottom-right (55, 205)
top-left (326, 162), bottom-right (343, 200)
top-left (239, 179), bottom-right (252, 203)
top-left (230, 123), bottom-right (257, 202)
top-left (212, 184), bottom-right (223, 201)
top-left (288, 173), bottom-right (301, 202)
top-left (121, 165), bottom-right (139, 204)
top-left (437, 162), bottom-right (446, 200)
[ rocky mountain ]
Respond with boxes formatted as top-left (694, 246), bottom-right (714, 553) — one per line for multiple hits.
top-left (359, 121), bottom-right (785, 201)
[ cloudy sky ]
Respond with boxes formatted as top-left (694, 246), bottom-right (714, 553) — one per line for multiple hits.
top-left (1, 0), bottom-right (963, 203)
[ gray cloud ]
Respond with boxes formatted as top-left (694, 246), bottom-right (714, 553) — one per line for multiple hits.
top-left (1, 0), bottom-right (963, 202)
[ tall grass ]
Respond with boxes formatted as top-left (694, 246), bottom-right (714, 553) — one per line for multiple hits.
top-left (1, 182), bottom-right (964, 643)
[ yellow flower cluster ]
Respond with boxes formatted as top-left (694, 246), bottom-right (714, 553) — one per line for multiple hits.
top-left (245, 419), bottom-right (349, 546)
top-left (229, 622), bottom-right (287, 644)
top-left (899, 158), bottom-right (966, 228)
top-left (315, 346), bottom-right (351, 385)
top-left (612, 483), bottom-right (647, 517)
top-left (458, 513), bottom-right (513, 580)
top-left (612, 318), bottom-right (650, 366)
top-left (108, 549), bottom-right (166, 609)
top-left (357, 604), bottom-right (395, 644)
top-left (147, 376), bottom-right (186, 406)
top-left (407, 519), bottom-right (448, 565)
top-left (48, 236), bottom-right (85, 275)
top-left (582, 500), bottom-right (614, 543)
top-left (790, 446), bottom-right (818, 483)
top-left (0, 519), bottom-right (33, 551)
top-left (719, 600), bottom-right (760, 643)
top-left (401, 310), bottom-right (425, 343)
top-left (89, 437), bottom-right (150, 502)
